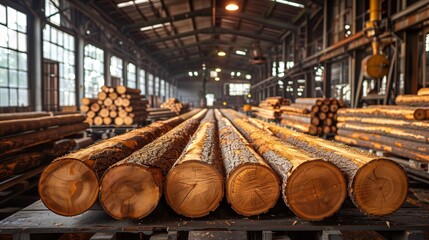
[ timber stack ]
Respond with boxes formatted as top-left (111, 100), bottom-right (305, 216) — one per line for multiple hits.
top-left (80, 85), bottom-right (148, 126)
top-left (280, 98), bottom-right (345, 136)
top-left (253, 96), bottom-right (290, 121)
top-left (160, 98), bottom-right (190, 114)
top-left (147, 108), bottom-right (178, 120)
top-left (0, 113), bottom-right (87, 180)
top-left (335, 89), bottom-right (429, 163)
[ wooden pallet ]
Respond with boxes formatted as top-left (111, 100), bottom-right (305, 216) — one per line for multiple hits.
top-left (0, 198), bottom-right (428, 240)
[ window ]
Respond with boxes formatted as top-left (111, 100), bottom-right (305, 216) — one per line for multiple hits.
top-left (165, 81), bottom-right (169, 98)
top-left (45, 0), bottom-right (61, 26)
top-left (147, 73), bottom-right (154, 95)
top-left (43, 24), bottom-right (75, 106)
top-left (84, 44), bottom-right (104, 98)
top-left (160, 79), bottom-right (165, 97)
top-left (110, 56), bottom-right (123, 84)
top-left (139, 69), bottom-right (145, 95)
top-left (0, 5), bottom-right (29, 107)
top-left (228, 83), bottom-right (250, 96)
top-left (127, 63), bottom-right (136, 88)
top-left (155, 77), bottom-right (159, 96)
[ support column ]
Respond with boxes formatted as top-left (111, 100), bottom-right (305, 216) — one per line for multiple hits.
top-left (305, 72), bottom-right (313, 97)
top-left (324, 62), bottom-right (331, 98)
top-left (404, 30), bottom-right (419, 94)
top-left (30, 1), bottom-right (43, 111)
top-left (104, 50), bottom-right (111, 86)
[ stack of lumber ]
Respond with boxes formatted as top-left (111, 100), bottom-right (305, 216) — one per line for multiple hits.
top-left (160, 98), bottom-right (190, 114)
top-left (147, 108), bottom-right (177, 120)
top-left (80, 85), bottom-right (148, 126)
top-left (335, 89), bottom-right (429, 163)
top-left (0, 113), bottom-right (88, 179)
top-left (281, 98), bottom-right (345, 135)
top-left (253, 96), bottom-right (290, 121)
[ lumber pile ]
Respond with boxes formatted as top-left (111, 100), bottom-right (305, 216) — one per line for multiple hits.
top-left (221, 109), bottom-right (346, 221)
top-left (39, 109), bottom-right (203, 217)
top-left (247, 116), bottom-right (408, 217)
top-left (0, 113), bottom-right (87, 180)
top-left (395, 88), bottom-right (429, 106)
top-left (147, 108), bottom-right (177, 120)
top-left (80, 85), bottom-right (148, 126)
top-left (336, 94), bottom-right (429, 163)
top-left (160, 98), bottom-right (190, 114)
top-left (253, 96), bottom-right (290, 121)
top-left (280, 98), bottom-right (345, 135)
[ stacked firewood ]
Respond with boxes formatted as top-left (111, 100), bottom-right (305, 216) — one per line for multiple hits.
top-left (160, 98), bottom-right (190, 114)
top-left (0, 113), bottom-right (88, 179)
top-left (335, 88), bottom-right (429, 163)
top-left (280, 98), bottom-right (345, 135)
top-left (81, 85), bottom-right (148, 126)
top-left (253, 96), bottom-right (290, 121)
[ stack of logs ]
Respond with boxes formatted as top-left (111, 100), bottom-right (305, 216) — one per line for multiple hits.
top-left (253, 96), bottom-right (290, 121)
top-left (280, 98), bottom-right (345, 136)
top-left (0, 112), bottom-right (88, 180)
top-left (335, 88), bottom-right (429, 163)
top-left (160, 98), bottom-right (190, 114)
top-left (81, 85), bottom-right (148, 126)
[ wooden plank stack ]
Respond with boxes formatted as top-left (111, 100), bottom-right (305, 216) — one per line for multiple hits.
top-left (0, 113), bottom-right (87, 180)
top-left (253, 96), bottom-right (290, 121)
top-left (80, 85), bottom-right (148, 126)
top-left (147, 108), bottom-right (178, 120)
top-left (160, 98), bottom-right (190, 114)
top-left (280, 98), bottom-right (345, 135)
top-left (335, 88), bottom-right (429, 163)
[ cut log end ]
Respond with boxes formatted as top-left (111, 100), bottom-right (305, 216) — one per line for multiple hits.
top-left (99, 164), bottom-right (162, 220)
top-left (38, 159), bottom-right (99, 216)
top-left (352, 158), bottom-right (408, 216)
top-left (226, 163), bottom-right (280, 216)
top-left (165, 161), bottom-right (224, 218)
top-left (285, 160), bottom-right (347, 221)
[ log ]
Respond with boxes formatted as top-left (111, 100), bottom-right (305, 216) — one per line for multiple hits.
top-left (114, 98), bottom-right (123, 107)
top-left (99, 111), bottom-right (206, 220)
top-left (0, 152), bottom-right (45, 180)
top-left (320, 104), bottom-right (330, 113)
top-left (116, 86), bottom-right (141, 95)
top-left (0, 114), bottom-right (85, 137)
top-left (94, 116), bottom-right (103, 126)
top-left (337, 122), bottom-right (429, 143)
top-left (109, 111), bottom-right (118, 118)
top-left (81, 98), bottom-right (97, 106)
top-left (90, 103), bottom-right (100, 112)
top-left (86, 111), bottom-right (96, 119)
top-left (0, 123), bottom-right (88, 156)
top-left (101, 85), bottom-right (110, 93)
top-left (336, 116), bottom-right (429, 131)
top-left (334, 135), bottom-right (429, 163)
top-left (215, 110), bottom-right (280, 216)
top-left (281, 119), bottom-right (318, 135)
top-left (281, 112), bottom-right (312, 124)
top-left (103, 117), bottom-right (112, 125)
top-left (39, 109), bottom-right (203, 217)
top-left (79, 105), bottom-right (89, 113)
top-left (114, 117), bottom-right (124, 126)
top-left (98, 108), bottom-right (109, 118)
top-left (280, 104), bottom-right (311, 114)
top-left (42, 139), bottom-right (77, 157)
top-left (337, 129), bottom-right (429, 154)
top-left (396, 94), bottom-right (429, 106)
top-left (165, 110), bottom-right (224, 217)
top-left (251, 118), bottom-right (408, 216)
top-left (337, 106), bottom-right (426, 120)
top-left (108, 92), bottom-right (118, 100)
top-left (0, 112), bottom-right (50, 121)
top-left (103, 98), bottom-right (113, 107)
top-left (418, 88), bottom-right (429, 96)
top-left (295, 98), bottom-right (323, 105)
top-left (98, 92), bottom-right (107, 100)
top-left (118, 110), bottom-right (128, 118)
top-left (222, 110), bottom-right (346, 221)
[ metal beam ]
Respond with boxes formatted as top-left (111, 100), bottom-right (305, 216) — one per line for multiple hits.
top-left (140, 27), bottom-right (282, 45)
top-left (219, 11), bottom-right (298, 32)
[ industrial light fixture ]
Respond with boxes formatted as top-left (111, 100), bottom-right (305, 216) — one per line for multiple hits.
top-left (272, 0), bottom-right (304, 8)
top-left (236, 72), bottom-right (241, 77)
top-left (231, 72), bottom-right (235, 76)
top-left (235, 50), bottom-right (247, 55)
top-left (140, 23), bottom-right (170, 31)
top-left (188, 71), bottom-right (193, 77)
top-left (225, 2), bottom-right (239, 11)
top-left (245, 74), bottom-right (251, 80)
top-left (215, 68), bottom-right (221, 72)
top-left (215, 77), bottom-right (220, 81)
top-left (217, 50), bottom-right (226, 56)
top-left (117, 0), bottom-right (148, 8)
top-left (193, 71), bottom-right (198, 76)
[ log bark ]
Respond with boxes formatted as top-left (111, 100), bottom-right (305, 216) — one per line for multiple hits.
top-left (279, 104), bottom-right (311, 114)
top-left (251, 118), bottom-right (408, 216)
top-left (295, 98), bottom-right (324, 105)
top-left (418, 88), bottom-right (429, 96)
top-left (222, 110), bottom-right (346, 221)
top-left (336, 116), bottom-right (429, 131)
top-left (0, 112), bottom-right (50, 121)
top-left (337, 122), bottom-right (429, 143)
top-left (0, 114), bottom-right (85, 137)
top-left (165, 110), bottom-right (224, 217)
top-left (281, 119), bottom-right (318, 135)
top-left (0, 123), bottom-right (88, 156)
top-left (39, 109), bottom-right (202, 217)
top-left (116, 86), bottom-right (141, 95)
top-left (396, 94), bottom-right (429, 106)
top-left (215, 110), bottom-right (280, 216)
top-left (0, 152), bottom-right (45, 180)
top-left (334, 135), bottom-right (429, 163)
top-left (338, 106), bottom-right (426, 120)
top-left (99, 111), bottom-right (206, 220)
top-left (281, 112), bottom-right (312, 124)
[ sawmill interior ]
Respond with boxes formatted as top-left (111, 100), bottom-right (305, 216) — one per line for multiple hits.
top-left (1, 0), bottom-right (429, 239)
